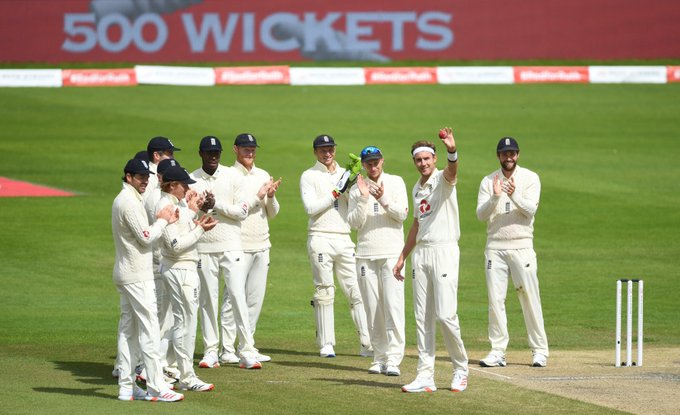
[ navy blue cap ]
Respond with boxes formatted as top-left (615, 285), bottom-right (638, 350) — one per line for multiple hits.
top-left (313, 134), bottom-right (336, 148)
top-left (162, 166), bottom-right (195, 184)
top-left (200, 136), bottom-right (223, 152)
top-left (124, 158), bottom-right (151, 175)
top-left (134, 150), bottom-right (149, 162)
top-left (148, 136), bottom-right (181, 152)
top-left (497, 137), bottom-right (519, 152)
top-left (234, 133), bottom-right (259, 147)
top-left (157, 158), bottom-right (180, 175)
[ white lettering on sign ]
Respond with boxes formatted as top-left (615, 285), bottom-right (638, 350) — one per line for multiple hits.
top-left (62, 11), bottom-right (454, 58)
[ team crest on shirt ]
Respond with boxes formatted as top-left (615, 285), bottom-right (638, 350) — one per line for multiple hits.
top-left (419, 199), bottom-right (432, 219)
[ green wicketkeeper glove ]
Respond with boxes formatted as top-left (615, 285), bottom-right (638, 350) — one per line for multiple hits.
top-left (333, 153), bottom-right (362, 198)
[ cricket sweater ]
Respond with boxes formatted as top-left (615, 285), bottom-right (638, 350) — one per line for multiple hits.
top-left (156, 193), bottom-right (204, 270)
top-left (232, 161), bottom-right (280, 252)
top-left (190, 164), bottom-right (248, 253)
top-left (476, 165), bottom-right (540, 250)
top-left (300, 161), bottom-right (351, 237)
top-left (111, 182), bottom-right (168, 285)
top-left (347, 172), bottom-right (409, 259)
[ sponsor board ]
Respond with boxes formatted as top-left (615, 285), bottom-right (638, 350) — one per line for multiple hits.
top-left (437, 67), bottom-right (514, 84)
top-left (365, 67), bottom-right (437, 84)
top-left (514, 67), bottom-right (589, 83)
top-left (589, 66), bottom-right (667, 84)
top-left (135, 65), bottom-right (215, 86)
top-left (62, 68), bottom-right (136, 86)
top-left (215, 66), bottom-right (289, 85)
top-left (289, 67), bottom-right (365, 86)
top-left (0, 69), bottom-right (62, 87)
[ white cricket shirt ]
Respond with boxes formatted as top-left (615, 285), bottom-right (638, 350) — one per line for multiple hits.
top-left (412, 169), bottom-right (460, 245)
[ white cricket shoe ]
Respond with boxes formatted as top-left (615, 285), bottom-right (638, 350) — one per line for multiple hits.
top-left (239, 355), bottom-right (262, 369)
top-left (532, 353), bottom-right (547, 367)
top-left (479, 351), bottom-right (506, 367)
top-left (219, 351), bottom-right (240, 364)
top-left (320, 344), bottom-right (336, 358)
top-left (118, 385), bottom-right (152, 401)
top-left (385, 365), bottom-right (401, 377)
top-left (359, 345), bottom-right (373, 358)
top-left (150, 389), bottom-right (184, 402)
top-left (450, 371), bottom-right (468, 392)
top-left (255, 352), bottom-right (272, 362)
top-left (402, 377), bottom-right (437, 393)
top-left (199, 352), bottom-right (220, 369)
top-left (178, 376), bottom-right (215, 392)
top-left (368, 363), bottom-right (385, 374)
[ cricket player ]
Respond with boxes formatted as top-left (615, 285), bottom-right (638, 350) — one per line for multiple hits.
top-left (220, 133), bottom-right (281, 363)
top-left (157, 165), bottom-right (217, 392)
top-left (347, 146), bottom-right (408, 376)
top-left (393, 128), bottom-right (469, 393)
top-left (300, 134), bottom-right (372, 358)
top-left (111, 158), bottom-right (183, 402)
top-left (190, 136), bottom-right (262, 369)
top-left (476, 137), bottom-right (549, 368)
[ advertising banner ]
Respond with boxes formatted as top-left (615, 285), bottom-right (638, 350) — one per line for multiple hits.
top-left (0, 1), bottom-right (679, 63)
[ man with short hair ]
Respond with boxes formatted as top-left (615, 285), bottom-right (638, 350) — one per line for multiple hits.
top-left (476, 137), bottom-right (549, 368)
top-left (393, 127), bottom-right (469, 393)
top-left (300, 134), bottom-right (371, 358)
top-left (221, 133), bottom-right (281, 363)
top-left (190, 136), bottom-right (262, 369)
top-left (111, 158), bottom-right (183, 402)
top-left (157, 165), bottom-right (217, 392)
top-left (348, 146), bottom-right (408, 376)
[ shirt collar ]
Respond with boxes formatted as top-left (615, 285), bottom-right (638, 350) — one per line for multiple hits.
top-left (314, 160), bottom-right (338, 173)
top-left (123, 182), bottom-right (143, 202)
top-left (233, 160), bottom-right (255, 175)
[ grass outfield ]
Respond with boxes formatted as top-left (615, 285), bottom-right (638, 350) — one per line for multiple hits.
top-left (0, 84), bottom-right (678, 414)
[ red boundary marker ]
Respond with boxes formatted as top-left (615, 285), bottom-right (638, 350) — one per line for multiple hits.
top-left (0, 177), bottom-right (75, 197)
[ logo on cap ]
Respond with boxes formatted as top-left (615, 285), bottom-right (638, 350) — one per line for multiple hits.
top-left (505, 138), bottom-right (511, 145)
top-left (323, 136), bottom-right (329, 142)
top-left (248, 135), bottom-right (254, 142)
top-left (141, 160), bottom-right (148, 169)
top-left (210, 138), bottom-right (216, 146)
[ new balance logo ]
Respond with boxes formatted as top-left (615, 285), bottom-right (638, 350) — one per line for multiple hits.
top-left (360, 266), bottom-right (366, 277)
top-left (487, 260), bottom-right (492, 270)
top-left (333, 200), bottom-right (339, 210)
top-left (441, 273), bottom-right (447, 278)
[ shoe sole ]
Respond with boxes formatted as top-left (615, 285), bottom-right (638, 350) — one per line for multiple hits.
top-left (320, 354), bottom-right (335, 358)
top-left (386, 372), bottom-right (400, 376)
top-left (532, 363), bottom-right (546, 367)
top-left (479, 361), bottom-right (506, 368)
top-left (401, 386), bottom-right (436, 393)
top-left (239, 363), bottom-right (262, 369)
top-left (451, 387), bottom-right (467, 392)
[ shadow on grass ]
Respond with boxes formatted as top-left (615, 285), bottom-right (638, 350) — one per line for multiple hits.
top-left (52, 361), bottom-right (115, 386)
top-left (33, 387), bottom-right (116, 400)
top-left (272, 360), bottom-right (366, 373)
top-left (313, 377), bottom-right (400, 389)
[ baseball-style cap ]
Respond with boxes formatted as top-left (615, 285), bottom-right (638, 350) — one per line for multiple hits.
top-left (134, 150), bottom-right (149, 162)
top-left (234, 133), bottom-right (259, 147)
top-left (200, 135), bottom-right (223, 152)
top-left (124, 158), bottom-right (151, 175)
top-left (157, 158), bottom-right (180, 175)
top-left (162, 165), bottom-right (196, 184)
top-left (147, 136), bottom-right (181, 153)
top-left (497, 137), bottom-right (520, 152)
top-left (313, 134), bottom-right (336, 148)
top-left (360, 146), bottom-right (383, 162)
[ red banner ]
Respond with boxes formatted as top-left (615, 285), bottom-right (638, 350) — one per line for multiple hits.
top-left (668, 66), bottom-right (680, 83)
top-left (365, 67), bottom-right (437, 84)
top-left (215, 66), bottom-right (289, 85)
top-left (62, 68), bottom-right (136, 86)
top-left (0, 1), bottom-right (679, 63)
top-left (514, 67), bottom-right (589, 84)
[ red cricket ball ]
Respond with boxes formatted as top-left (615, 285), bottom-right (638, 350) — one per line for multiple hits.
top-left (438, 129), bottom-right (447, 139)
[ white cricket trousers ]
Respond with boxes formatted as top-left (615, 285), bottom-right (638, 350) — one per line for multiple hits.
top-left (116, 280), bottom-right (165, 394)
top-left (411, 243), bottom-right (468, 378)
top-left (485, 248), bottom-right (549, 356)
top-left (197, 252), bottom-right (221, 355)
top-left (220, 249), bottom-right (270, 354)
top-left (161, 266), bottom-right (200, 382)
top-left (220, 250), bottom-right (257, 356)
top-left (154, 274), bottom-right (174, 368)
top-left (357, 257), bottom-right (405, 367)
top-left (307, 234), bottom-right (371, 348)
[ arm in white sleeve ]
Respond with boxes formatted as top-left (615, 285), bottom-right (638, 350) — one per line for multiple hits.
top-left (300, 172), bottom-right (335, 216)
top-left (476, 177), bottom-right (501, 221)
top-left (379, 178), bottom-right (409, 223)
top-left (124, 206), bottom-right (168, 246)
top-left (509, 174), bottom-right (540, 218)
top-left (162, 219), bottom-right (205, 254)
top-left (347, 186), bottom-right (368, 230)
top-left (265, 195), bottom-right (280, 219)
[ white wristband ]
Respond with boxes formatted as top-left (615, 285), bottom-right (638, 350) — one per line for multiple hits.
top-left (447, 151), bottom-right (458, 162)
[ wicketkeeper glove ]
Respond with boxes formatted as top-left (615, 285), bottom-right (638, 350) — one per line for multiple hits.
top-left (332, 153), bottom-right (362, 199)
